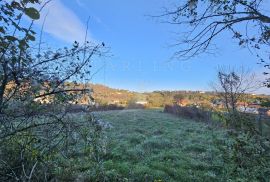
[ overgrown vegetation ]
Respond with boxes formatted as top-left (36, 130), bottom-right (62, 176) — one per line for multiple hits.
top-left (0, 0), bottom-right (107, 180)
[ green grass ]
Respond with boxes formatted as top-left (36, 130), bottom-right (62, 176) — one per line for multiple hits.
top-left (94, 109), bottom-right (228, 181)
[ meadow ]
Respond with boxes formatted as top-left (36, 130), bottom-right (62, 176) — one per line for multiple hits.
top-left (94, 109), bottom-right (230, 181)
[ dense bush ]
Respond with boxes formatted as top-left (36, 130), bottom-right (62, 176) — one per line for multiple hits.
top-left (215, 131), bottom-right (270, 181)
top-left (0, 113), bottom-right (109, 181)
top-left (92, 104), bottom-right (125, 111)
top-left (164, 104), bottom-right (212, 122)
top-left (127, 103), bottom-right (146, 109)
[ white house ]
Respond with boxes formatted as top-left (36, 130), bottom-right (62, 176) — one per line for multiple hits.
top-left (135, 101), bottom-right (148, 105)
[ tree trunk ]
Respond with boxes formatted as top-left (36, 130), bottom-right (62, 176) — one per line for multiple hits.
top-left (0, 61), bottom-right (8, 113)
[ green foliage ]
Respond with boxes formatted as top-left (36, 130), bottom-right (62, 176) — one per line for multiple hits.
top-left (147, 92), bottom-right (165, 107)
top-left (213, 110), bottom-right (270, 181)
top-left (261, 100), bottom-right (270, 107)
top-left (24, 7), bottom-right (40, 19)
top-left (0, 0), bottom-right (106, 181)
top-left (0, 114), bottom-right (108, 181)
top-left (216, 131), bottom-right (270, 181)
top-left (50, 114), bottom-right (108, 181)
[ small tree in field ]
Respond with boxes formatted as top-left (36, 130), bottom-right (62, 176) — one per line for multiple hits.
top-left (212, 68), bottom-right (270, 180)
top-left (0, 0), bottom-right (107, 181)
top-left (212, 67), bottom-right (259, 128)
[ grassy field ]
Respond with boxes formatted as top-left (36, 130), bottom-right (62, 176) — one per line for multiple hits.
top-left (94, 109), bottom-right (229, 181)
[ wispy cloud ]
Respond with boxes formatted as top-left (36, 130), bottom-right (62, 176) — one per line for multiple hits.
top-left (74, 0), bottom-right (110, 31)
top-left (75, 0), bottom-right (84, 8)
top-left (36, 0), bottom-right (90, 43)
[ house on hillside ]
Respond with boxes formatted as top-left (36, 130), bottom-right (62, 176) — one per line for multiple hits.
top-left (237, 102), bottom-right (262, 114)
top-left (236, 102), bottom-right (248, 107)
top-left (135, 101), bottom-right (148, 105)
top-left (238, 106), bottom-right (259, 114)
top-left (248, 103), bottom-right (261, 109)
top-left (175, 99), bottom-right (189, 106)
top-left (211, 99), bottom-right (224, 109)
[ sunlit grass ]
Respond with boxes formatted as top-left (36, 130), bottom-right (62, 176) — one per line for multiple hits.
top-left (95, 109), bottom-right (228, 181)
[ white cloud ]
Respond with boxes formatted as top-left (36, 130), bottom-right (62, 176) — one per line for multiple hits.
top-left (36, 0), bottom-right (90, 43)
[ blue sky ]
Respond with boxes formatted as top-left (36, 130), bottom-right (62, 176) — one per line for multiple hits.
top-left (32, 0), bottom-right (269, 94)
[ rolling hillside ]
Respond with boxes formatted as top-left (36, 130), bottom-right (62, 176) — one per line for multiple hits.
top-left (89, 84), bottom-right (270, 109)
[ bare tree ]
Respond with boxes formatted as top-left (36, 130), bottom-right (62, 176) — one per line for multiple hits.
top-left (212, 67), bottom-right (258, 113)
top-left (157, 0), bottom-right (270, 86)
top-left (211, 67), bottom-right (261, 130)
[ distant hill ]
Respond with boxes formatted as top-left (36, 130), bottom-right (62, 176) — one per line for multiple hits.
top-left (7, 80), bottom-right (269, 108)
top-left (85, 84), bottom-right (270, 109)
top-left (91, 84), bottom-right (137, 106)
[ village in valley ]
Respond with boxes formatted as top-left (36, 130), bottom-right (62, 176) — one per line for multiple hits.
top-left (70, 84), bottom-right (270, 116)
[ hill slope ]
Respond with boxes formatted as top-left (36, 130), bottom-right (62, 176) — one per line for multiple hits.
top-left (89, 84), bottom-right (270, 109)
